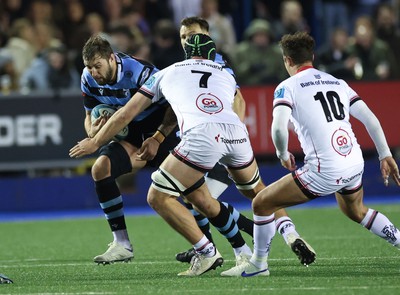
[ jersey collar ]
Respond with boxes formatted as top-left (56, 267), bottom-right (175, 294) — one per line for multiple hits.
top-left (296, 65), bottom-right (314, 73)
top-left (115, 54), bottom-right (123, 83)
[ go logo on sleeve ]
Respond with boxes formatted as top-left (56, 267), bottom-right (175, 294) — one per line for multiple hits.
top-left (196, 93), bottom-right (223, 114)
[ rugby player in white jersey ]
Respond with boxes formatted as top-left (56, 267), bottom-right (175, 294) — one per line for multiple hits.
top-left (173, 16), bottom-right (316, 266)
top-left (70, 33), bottom-right (270, 276)
top-left (221, 31), bottom-right (400, 277)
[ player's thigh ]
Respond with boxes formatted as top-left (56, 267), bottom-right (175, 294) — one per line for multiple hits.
top-left (119, 140), bottom-right (146, 170)
top-left (159, 154), bottom-right (219, 215)
top-left (159, 154), bottom-right (205, 188)
top-left (253, 174), bottom-right (310, 215)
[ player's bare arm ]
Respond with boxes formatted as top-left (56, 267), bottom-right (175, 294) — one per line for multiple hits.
top-left (69, 93), bottom-right (152, 158)
top-left (137, 106), bottom-right (178, 161)
top-left (233, 89), bottom-right (246, 122)
top-left (85, 110), bottom-right (109, 138)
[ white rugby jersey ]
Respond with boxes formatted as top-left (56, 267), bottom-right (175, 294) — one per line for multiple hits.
top-left (273, 66), bottom-right (364, 172)
top-left (139, 59), bottom-right (244, 133)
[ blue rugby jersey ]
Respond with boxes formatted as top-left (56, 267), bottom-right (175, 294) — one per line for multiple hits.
top-left (214, 53), bottom-right (239, 89)
top-left (214, 53), bottom-right (234, 76)
top-left (81, 52), bottom-right (167, 122)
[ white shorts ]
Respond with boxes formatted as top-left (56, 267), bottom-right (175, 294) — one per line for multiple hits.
top-left (293, 162), bottom-right (364, 198)
top-left (172, 123), bottom-right (254, 172)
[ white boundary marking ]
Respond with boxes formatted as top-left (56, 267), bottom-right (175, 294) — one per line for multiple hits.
top-left (1, 255), bottom-right (399, 268)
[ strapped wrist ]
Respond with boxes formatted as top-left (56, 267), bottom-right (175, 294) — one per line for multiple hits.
top-left (152, 130), bottom-right (165, 144)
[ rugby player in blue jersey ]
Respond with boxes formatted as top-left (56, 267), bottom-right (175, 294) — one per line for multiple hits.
top-left (170, 16), bottom-right (316, 265)
top-left (81, 35), bottom-right (177, 264)
top-left (79, 35), bottom-right (258, 265)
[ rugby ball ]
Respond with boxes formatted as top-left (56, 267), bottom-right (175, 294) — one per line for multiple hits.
top-left (90, 104), bottom-right (129, 141)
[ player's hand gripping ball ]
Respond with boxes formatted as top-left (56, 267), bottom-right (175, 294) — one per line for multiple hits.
top-left (90, 104), bottom-right (129, 141)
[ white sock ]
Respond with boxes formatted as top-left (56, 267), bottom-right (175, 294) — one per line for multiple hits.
top-left (275, 216), bottom-right (299, 244)
top-left (113, 229), bottom-right (132, 250)
top-left (360, 208), bottom-right (400, 246)
top-left (250, 214), bottom-right (275, 269)
top-left (194, 235), bottom-right (215, 258)
top-left (233, 243), bottom-right (252, 257)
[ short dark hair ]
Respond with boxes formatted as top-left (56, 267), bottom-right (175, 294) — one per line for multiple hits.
top-left (180, 17), bottom-right (209, 32)
top-left (279, 31), bottom-right (314, 65)
top-left (82, 35), bottom-right (113, 62)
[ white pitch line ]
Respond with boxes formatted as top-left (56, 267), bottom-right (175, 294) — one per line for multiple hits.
top-left (1, 255), bottom-right (400, 268)
top-left (10, 286), bottom-right (400, 295)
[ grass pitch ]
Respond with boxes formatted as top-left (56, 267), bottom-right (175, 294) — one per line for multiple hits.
top-left (1, 204), bottom-right (400, 295)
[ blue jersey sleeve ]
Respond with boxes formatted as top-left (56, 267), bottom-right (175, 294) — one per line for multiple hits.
top-left (214, 53), bottom-right (239, 88)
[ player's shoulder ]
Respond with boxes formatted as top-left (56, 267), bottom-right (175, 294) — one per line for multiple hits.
top-left (274, 74), bottom-right (293, 92)
top-left (142, 64), bottom-right (171, 89)
top-left (214, 53), bottom-right (234, 73)
top-left (81, 67), bottom-right (94, 86)
top-left (81, 67), bottom-right (90, 79)
top-left (274, 81), bottom-right (288, 100)
top-left (273, 71), bottom-right (304, 101)
top-left (214, 53), bottom-right (226, 66)
top-left (117, 52), bottom-right (158, 71)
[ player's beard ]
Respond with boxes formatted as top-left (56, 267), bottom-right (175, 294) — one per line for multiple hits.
top-left (96, 62), bottom-right (114, 85)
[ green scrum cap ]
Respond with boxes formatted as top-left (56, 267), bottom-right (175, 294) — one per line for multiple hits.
top-left (184, 33), bottom-right (216, 61)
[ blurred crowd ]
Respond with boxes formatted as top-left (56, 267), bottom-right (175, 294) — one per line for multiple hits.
top-left (0, 0), bottom-right (399, 95)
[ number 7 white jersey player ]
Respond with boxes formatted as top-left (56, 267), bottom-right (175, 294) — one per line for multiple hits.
top-left (141, 59), bottom-right (241, 136)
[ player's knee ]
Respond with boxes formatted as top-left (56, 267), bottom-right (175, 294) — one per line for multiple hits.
top-left (146, 188), bottom-right (159, 210)
top-left (150, 168), bottom-right (182, 197)
top-left (91, 155), bottom-right (111, 181)
top-left (247, 180), bottom-right (266, 199)
top-left (251, 194), bottom-right (264, 215)
top-left (146, 186), bottom-right (174, 211)
top-left (96, 142), bottom-right (133, 180)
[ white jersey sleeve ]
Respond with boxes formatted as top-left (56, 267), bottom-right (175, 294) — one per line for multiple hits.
top-left (138, 69), bottom-right (167, 103)
top-left (271, 105), bottom-right (291, 161)
top-left (273, 82), bottom-right (294, 109)
top-left (350, 99), bottom-right (392, 160)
